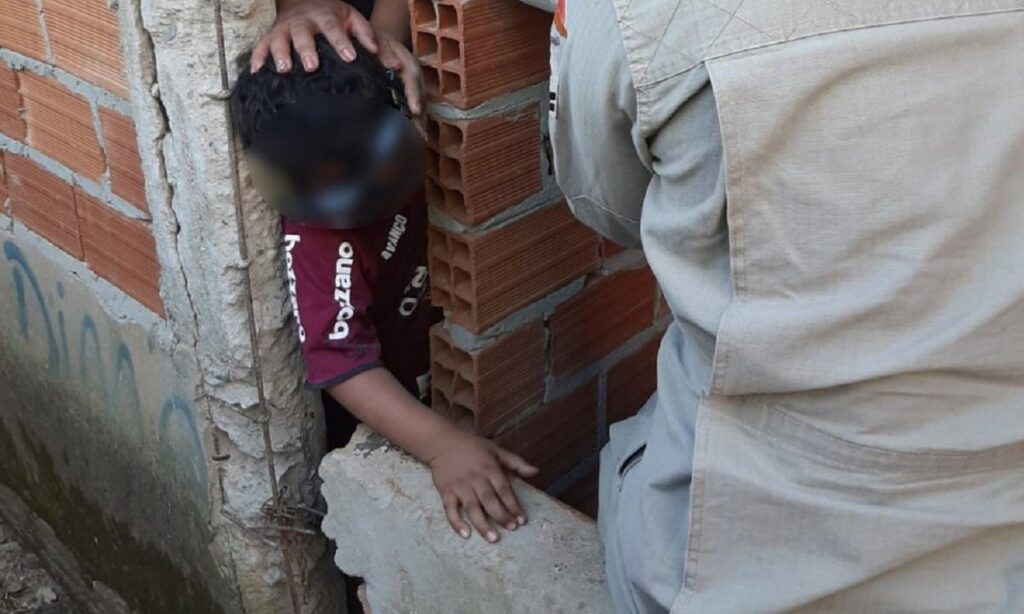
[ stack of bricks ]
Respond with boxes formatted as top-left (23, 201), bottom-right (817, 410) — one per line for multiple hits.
top-left (0, 0), bottom-right (161, 315)
top-left (413, 0), bottom-right (668, 518)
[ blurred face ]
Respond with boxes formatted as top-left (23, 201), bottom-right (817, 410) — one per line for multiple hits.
top-left (250, 100), bottom-right (426, 228)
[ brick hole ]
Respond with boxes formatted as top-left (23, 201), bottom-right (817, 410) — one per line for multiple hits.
top-left (424, 175), bottom-right (444, 206)
top-left (439, 156), bottom-right (462, 190)
top-left (453, 268), bottom-right (473, 303)
top-left (441, 71), bottom-right (462, 97)
top-left (438, 122), bottom-right (463, 155)
top-left (445, 188), bottom-right (467, 217)
top-left (429, 258), bottom-right (451, 291)
top-left (440, 37), bottom-right (460, 66)
top-left (425, 118), bottom-right (441, 145)
top-left (414, 32), bottom-right (438, 62)
top-left (450, 238), bottom-right (471, 268)
top-left (425, 149), bottom-right (441, 178)
top-left (423, 66), bottom-right (441, 97)
top-left (438, 3), bottom-right (458, 32)
top-left (413, 0), bottom-right (437, 27)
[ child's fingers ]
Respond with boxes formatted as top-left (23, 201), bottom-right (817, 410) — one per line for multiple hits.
top-left (497, 448), bottom-right (539, 478)
top-left (473, 479), bottom-right (517, 531)
top-left (442, 492), bottom-right (471, 539)
top-left (490, 475), bottom-right (527, 527)
top-left (458, 487), bottom-right (499, 543)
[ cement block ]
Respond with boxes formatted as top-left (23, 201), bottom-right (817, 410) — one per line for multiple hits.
top-left (320, 426), bottom-right (611, 614)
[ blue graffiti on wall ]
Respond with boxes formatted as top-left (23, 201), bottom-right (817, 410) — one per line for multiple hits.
top-left (2, 241), bottom-right (208, 506)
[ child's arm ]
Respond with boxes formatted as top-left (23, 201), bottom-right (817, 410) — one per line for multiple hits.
top-left (329, 367), bottom-right (539, 543)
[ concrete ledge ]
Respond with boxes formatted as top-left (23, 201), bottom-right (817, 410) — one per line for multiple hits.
top-left (320, 426), bottom-right (610, 614)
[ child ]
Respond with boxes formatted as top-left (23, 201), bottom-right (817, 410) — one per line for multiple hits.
top-left (231, 36), bottom-right (537, 543)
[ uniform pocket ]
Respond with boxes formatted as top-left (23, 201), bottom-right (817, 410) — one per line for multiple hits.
top-left (608, 403), bottom-right (653, 488)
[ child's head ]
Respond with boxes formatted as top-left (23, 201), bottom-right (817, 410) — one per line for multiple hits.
top-left (232, 36), bottom-right (425, 228)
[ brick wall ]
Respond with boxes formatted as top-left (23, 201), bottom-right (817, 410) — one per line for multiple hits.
top-left (414, 0), bottom-right (667, 517)
top-left (0, 0), bottom-right (160, 314)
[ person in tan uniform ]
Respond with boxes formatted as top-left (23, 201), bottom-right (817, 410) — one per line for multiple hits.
top-left (548, 0), bottom-right (1024, 612)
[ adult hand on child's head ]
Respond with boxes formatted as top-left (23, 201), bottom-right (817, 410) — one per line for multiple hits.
top-left (427, 431), bottom-right (539, 543)
top-left (251, 0), bottom-right (378, 74)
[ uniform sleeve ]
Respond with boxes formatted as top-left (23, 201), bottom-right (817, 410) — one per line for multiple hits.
top-left (549, 0), bottom-right (652, 248)
top-left (286, 230), bottom-right (384, 389)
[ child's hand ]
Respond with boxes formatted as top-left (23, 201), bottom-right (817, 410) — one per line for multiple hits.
top-left (426, 430), bottom-right (539, 543)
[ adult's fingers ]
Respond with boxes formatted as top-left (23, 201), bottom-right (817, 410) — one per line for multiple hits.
top-left (318, 15), bottom-right (358, 62)
top-left (458, 487), bottom-right (499, 543)
top-left (490, 474), bottom-right (527, 527)
top-left (442, 491), bottom-right (471, 539)
top-left (290, 21), bottom-right (319, 71)
top-left (345, 11), bottom-right (379, 53)
top-left (397, 50), bottom-right (424, 115)
top-left (474, 479), bottom-right (517, 531)
top-left (250, 36), bottom-right (272, 73)
top-left (269, 26), bottom-right (296, 72)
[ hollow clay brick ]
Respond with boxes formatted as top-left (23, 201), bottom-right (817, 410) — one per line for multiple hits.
top-left (429, 204), bottom-right (599, 332)
top-left (6, 154), bottom-right (83, 258)
top-left (606, 334), bottom-right (660, 426)
top-left (19, 73), bottom-right (104, 181)
top-left (411, 0), bottom-right (551, 108)
top-left (0, 62), bottom-right (27, 141)
top-left (0, 0), bottom-right (48, 61)
top-left (99, 109), bottom-right (147, 212)
top-left (549, 267), bottom-right (657, 377)
top-left (76, 189), bottom-right (163, 314)
top-left (495, 381), bottom-right (599, 489)
top-left (430, 321), bottom-right (545, 435)
top-left (41, 0), bottom-right (129, 97)
top-left (422, 106), bottom-right (541, 225)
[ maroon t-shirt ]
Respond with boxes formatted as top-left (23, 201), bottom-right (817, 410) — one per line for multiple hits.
top-left (282, 199), bottom-right (440, 398)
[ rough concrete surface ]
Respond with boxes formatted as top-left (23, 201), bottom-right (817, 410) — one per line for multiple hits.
top-left (112, 0), bottom-right (341, 610)
top-left (320, 426), bottom-right (611, 614)
top-left (0, 519), bottom-right (69, 614)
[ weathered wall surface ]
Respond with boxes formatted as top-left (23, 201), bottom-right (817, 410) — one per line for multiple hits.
top-left (0, 231), bottom-right (231, 612)
top-left (1, 1), bottom-right (338, 612)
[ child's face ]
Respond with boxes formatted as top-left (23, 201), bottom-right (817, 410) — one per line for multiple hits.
top-left (287, 111), bottom-right (426, 227)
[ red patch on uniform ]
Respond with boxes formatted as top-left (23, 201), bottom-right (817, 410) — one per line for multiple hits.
top-left (554, 0), bottom-right (568, 37)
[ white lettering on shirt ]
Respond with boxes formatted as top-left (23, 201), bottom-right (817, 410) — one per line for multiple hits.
top-left (398, 265), bottom-right (429, 317)
top-left (329, 241), bottom-right (357, 341)
top-left (380, 214), bottom-right (408, 261)
top-left (284, 234), bottom-right (306, 343)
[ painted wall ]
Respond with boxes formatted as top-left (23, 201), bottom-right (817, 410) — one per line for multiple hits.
top-left (0, 0), bottom-right (338, 612)
top-left (0, 230), bottom-right (231, 612)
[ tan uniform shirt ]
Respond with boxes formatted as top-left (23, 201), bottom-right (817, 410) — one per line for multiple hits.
top-left (550, 1), bottom-right (1024, 611)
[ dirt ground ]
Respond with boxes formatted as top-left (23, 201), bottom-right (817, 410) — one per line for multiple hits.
top-left (0, 518), bottom-right (72, 614)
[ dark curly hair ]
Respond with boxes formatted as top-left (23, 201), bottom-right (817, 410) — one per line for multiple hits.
top-left (231, 35), bottom-right (408, 177)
